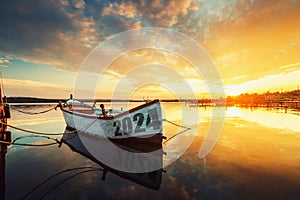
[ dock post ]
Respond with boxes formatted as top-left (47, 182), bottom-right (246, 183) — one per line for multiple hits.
top-left (285, 106), bottom-right (287, 113)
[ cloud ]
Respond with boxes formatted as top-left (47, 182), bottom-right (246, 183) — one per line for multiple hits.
top-left (0, 0), bottom-right (99, 71)
top-left (102, 0), bottom-right (200, 27)
top-left (0, 58), bottom-right (10, 64)
top-left (4, 78), bottom-right (72, 98)
top-left (73, 0), bottom-right (86, 9)
top-left (1, 0), bottom-right (299, 94)
top-left (201, 0), bottom-right (300, 83)
top-left (94, 0), bottom-right (300, 87)
top-left (0, 56), bottom-right (11, 68)
top-left (141, 0), bottom-right (200, 26)
top-left (102, 1), bottom-right (138, 19)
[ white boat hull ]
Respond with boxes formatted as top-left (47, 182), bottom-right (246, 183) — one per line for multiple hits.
top-left (61, 100), bottom-right (163, 143)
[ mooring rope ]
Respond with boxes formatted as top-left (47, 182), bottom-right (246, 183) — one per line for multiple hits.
top-left (0, 121), bottom-right (64, 135)
top-left (0, 139), bottom-right (59, 147)
top-left (10, 105), bottom-right (58, 115)
top-left (40, 169), bottom-right (103, 200)
top-left (0, 117), bottom-right (98, 136)
top-left (12, 135), bottom-right (57, 143)
top-left (162, 119), bottom-right (191, 144)
top-left (0, 133), bottom-right (60, 147)
top-left (0, 117), bottom-right (100, 147)
top-left (162, 119), bottom-right (192, 129)
top-left (22, 166), bottom-right (103, 200)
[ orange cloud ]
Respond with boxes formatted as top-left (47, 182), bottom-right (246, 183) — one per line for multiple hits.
top-left (203, 0), bottom-right (300, 85)
top-left (4, 79), bottom-right (72, 98)
top-left (102, 1), bottom-right (138, 18)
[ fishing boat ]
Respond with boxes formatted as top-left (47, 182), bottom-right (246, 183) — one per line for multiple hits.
top-left (58, 97), bottom-right (164, 145)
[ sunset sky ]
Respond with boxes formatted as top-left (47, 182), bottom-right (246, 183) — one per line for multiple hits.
top-left (0, 0), bottom-right (299, 99)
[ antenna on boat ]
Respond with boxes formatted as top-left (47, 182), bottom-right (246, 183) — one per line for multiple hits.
top-left (70, 94), bottom-right (73, 100)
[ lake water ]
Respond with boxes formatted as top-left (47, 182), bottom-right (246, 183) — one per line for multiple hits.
top-left (2, 103), bottom-right (300, 199)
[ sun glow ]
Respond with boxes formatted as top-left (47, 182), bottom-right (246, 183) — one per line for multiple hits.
top-left (225, 85), bottom-right (245, 96)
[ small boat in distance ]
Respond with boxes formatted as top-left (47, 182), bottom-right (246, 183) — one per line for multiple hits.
top-left (58, 97), bottom-right (164, 145)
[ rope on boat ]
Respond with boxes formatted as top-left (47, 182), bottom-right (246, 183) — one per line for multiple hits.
top-left (10, 105), bottom-right (58, 115)
top-left (162, 119), bottom-right (191, 144)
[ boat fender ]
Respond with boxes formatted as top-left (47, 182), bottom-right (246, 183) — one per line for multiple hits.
top-left (4, 104), bottom-right (10, 118)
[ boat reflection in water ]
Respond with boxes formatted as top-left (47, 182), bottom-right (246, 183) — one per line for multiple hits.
top-left (62, 127), bottom-right (163, 190)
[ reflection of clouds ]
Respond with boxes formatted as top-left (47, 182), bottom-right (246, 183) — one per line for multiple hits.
top-left (5, 108), bottom-right (300, 199)
top-left (226, 107), bottom-right (300, 133)
top-left (6, 144), bottom-right (98, 198)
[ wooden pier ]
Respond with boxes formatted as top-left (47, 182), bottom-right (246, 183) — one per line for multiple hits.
top-left (236, 100), bottom-right (300, 109)
top-left (185, 99), bottom-right (300, 111)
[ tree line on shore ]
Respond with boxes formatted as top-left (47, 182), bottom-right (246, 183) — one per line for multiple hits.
top-left (6, 89), bottom-right (300, 104)
top-left (226, 89), bottom-right (300, 106)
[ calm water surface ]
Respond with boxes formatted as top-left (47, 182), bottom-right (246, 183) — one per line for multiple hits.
top-left (3, 103), bottom-right (300, 199)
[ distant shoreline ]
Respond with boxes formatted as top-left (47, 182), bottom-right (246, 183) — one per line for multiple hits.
top-left (7, 97), bottom-right (182, 103)
top-left (7, 89), bottom-right (300, 104)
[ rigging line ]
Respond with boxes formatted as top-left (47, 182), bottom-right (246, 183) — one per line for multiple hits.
top-left (40, 169), bottom-right (103, 200)
top-left (10, 105), bottom-right (58, 115)
top-left (22, 166), bottom-right (101, 200)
